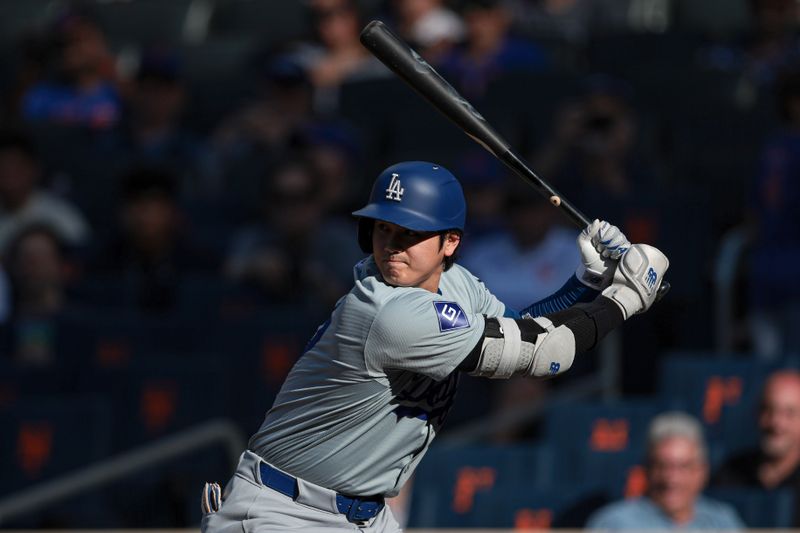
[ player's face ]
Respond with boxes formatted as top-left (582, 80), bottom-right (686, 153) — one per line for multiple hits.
top-left (759, 375), bottom-right (800, 459)
top-left (646, 436), bottom-right (708, 522)
top-left (372, 220), bottom-right (460, 293)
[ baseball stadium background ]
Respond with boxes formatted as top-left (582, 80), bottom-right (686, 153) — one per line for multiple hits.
top-left (0, 0), bottom-right (798, 530)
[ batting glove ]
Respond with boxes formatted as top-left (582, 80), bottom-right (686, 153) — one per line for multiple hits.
top-left (576, 219), bottom-right (631, 290)
top-left (602, 243), bottom-right (669, 319)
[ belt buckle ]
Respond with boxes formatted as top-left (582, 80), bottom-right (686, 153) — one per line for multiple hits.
top-left (345, 497), bottom-right (383, 524)
top-left (345, 498), bottom-right (365, 523)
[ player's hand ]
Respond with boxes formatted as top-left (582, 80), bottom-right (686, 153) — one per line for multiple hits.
top-left (601, 244), bottom-right (669, 319)
top-left (576, 219), bottom-right (630, 290)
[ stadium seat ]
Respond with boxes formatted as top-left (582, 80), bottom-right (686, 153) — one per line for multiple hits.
top-left (470, 484), bottom-right (610, 529)
top-left (706, 486), bottom-right (796, 528)
top-left (0, 359), bottom-right (73, 410)
top-left (407, 444), bottom-right (555, 528)
top-left (0, 396), bottom-right (112, 495)
top-left (0, 0), bottom-right (57, 45)
top-left (657, 353), bottom-right (781, 453)
top-left (541, 399), bottom-right (665, 495)
top-left (671, 0), bottom-right (750, 35)
top-left (208, 0), bottom-right (308, 45)
top-left (77, 358), bottom-right (227, 450)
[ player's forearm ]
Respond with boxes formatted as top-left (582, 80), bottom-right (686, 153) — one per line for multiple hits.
top-left (508, 274), bottom-right (598, 319)
top-left (459, 295), bottom-right (622, 377)
top-left (543, 296), bottom-right (624, 353)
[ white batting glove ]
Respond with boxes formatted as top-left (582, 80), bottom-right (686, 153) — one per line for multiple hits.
top-left (602, 244), bottom-right (669, 319)
top-left (576, 219), bottom-right (631, 290)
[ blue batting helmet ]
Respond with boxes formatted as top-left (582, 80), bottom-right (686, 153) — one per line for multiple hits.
top-left (352, 161), bottom-right (466, 253)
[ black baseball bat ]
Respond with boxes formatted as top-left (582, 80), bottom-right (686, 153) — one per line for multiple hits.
top-left (359, 20), bottom-right (670, 299)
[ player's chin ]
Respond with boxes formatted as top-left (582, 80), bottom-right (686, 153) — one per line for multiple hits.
top-left (382, 272), bottom-right (410, 287)
top-left (379, 266), bottom-right (414, 287)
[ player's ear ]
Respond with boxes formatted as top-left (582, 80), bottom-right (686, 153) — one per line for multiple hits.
top-left (442, 231), bottom-right (461, 257)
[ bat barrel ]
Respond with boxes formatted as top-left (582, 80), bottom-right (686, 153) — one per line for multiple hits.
top-left (360, 20), bottom-right (510, 158)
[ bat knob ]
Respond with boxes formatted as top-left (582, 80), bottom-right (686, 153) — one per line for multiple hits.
top-left (655, 281), bottom-right (671, 302)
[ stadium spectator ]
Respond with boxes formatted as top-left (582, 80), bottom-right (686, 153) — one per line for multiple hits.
top-left (109, 47), bottom-right (216, 200)
top-left (224, 157), bottom-right (362, 307)
top-left (697, 0), bottom-right (800, 107)
top-left (90, 167), bottom-right (218, 312)
top-left (587, 412), bottom-right (744, 530)
top-left (712, 370), bottom-right (800, 526)
top-left (20, 11), bottom-right (120, 130)
top-left (294, 122), bottom-right (363, 212)
top-left (531, 75), bottom-right (662, 236)
top-left (438, 0), bottom-right (548, 99)
top-left (214, 55), bottom-right (316, 212)
top-left (391, 0), bottom-right (465, 61)
top-left (460, 182), bottom-right (578, 310)
top-left (504, 0), bottom-right (598, 45)
top-left (746, 67), bottom-right (800, 358)
top-left (289, 0), bottom-right (387, 114)
top-left (3, 225), bottom-right (71, 366)
top-left (738, 0), bottom-right (800, 88)
top-left (453, 151), bottom-right (507, 239)
top-left (215, 55), bottom-right (312, 155)
top-left (0, 131), bottom-right (90, 253)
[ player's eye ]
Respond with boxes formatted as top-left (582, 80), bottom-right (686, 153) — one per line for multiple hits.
top-left (405, 230), bottom-right (419, 237)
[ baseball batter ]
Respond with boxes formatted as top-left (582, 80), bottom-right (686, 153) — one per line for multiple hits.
top-left (201, 161), bottom-right (669, 532)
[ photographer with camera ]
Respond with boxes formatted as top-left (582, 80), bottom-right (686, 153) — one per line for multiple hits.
top-left (532, 74), bottom-right (663, 234)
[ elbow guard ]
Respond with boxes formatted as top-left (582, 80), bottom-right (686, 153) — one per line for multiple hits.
top-left (469, 316), bottom-right (575, 379)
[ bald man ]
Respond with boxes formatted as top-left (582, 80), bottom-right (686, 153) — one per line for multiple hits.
top-left (712, 370), bottom-right (800, 526)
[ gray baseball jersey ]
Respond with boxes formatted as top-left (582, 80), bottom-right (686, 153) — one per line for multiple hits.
top-left (249, 257), bottom-right (507, 497)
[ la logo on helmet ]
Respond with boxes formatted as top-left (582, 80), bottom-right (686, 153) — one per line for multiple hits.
top-left (385, 173), bottom-right (404, 201)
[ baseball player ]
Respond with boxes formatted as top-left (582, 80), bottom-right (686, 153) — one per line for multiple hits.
top-left (201, 161), bottom-right (669, 532)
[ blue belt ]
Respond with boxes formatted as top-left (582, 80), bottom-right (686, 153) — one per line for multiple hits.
top-left (259, 463), bottom-right (385, 523)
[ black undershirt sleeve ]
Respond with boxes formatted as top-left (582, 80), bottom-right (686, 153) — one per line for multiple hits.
top-left (458, 296), bottom-right (624, 373)
top-left (545, 296), bottom-right (624, 353)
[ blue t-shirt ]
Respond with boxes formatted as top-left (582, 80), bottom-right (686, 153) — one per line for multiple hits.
top-left (586, 496), bottom-right (744, 530)
top-left (22, 81), bottom-right (121, 129)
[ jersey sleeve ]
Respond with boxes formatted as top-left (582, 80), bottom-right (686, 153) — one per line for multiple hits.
top-left (473, 277), bottom-right (508, 318)
top-left (365, 292), bottom-right (486, 381)
top-left (454, 264), bottom-right (508, 318)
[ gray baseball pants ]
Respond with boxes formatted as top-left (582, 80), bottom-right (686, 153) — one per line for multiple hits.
top-left (201, 450), bottom-right (403, 532)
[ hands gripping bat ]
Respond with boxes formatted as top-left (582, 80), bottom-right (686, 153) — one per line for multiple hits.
top-left (359, 20), bottom-right (670, 300)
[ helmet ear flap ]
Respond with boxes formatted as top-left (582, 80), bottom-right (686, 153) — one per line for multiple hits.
top-left (357, 218), bottom-right (374, 253)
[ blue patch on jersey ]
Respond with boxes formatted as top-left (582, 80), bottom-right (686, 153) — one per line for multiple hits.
top-left (433, 301), bottom-right (470, 332)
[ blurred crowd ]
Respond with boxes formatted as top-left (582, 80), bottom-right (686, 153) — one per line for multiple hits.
top-left (0, 0), bottom-right (799, 528)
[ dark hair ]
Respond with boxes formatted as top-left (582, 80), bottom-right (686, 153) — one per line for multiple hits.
top-left (440, 229), bottom-right (464, 271)
top-left (776, 66), bottom-right (800, 123)
top-left (0, 130), bottom-right (38, 162)
top-left (136, 46), bottom-right (182, 83)
top-left (121, 167), bottom-right (177, 203)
